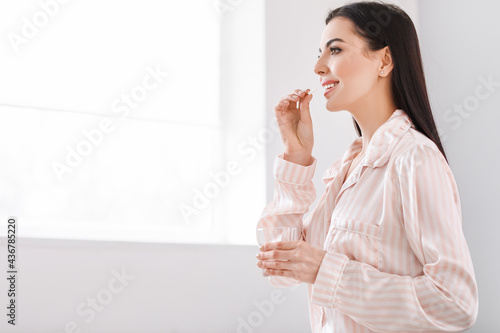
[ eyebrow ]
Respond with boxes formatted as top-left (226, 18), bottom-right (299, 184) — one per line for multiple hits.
top-left (319, 38), bottom-right (346, 53)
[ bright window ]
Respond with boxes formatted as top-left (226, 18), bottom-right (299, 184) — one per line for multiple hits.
top-left (0, 0), bottom-right (265, 245)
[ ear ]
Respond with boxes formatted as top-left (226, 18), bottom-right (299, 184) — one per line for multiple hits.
top-left (378, 46), bottom-right (394, 77)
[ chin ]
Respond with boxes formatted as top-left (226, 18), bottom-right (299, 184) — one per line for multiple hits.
top-left (325, 101), bottom-right (344, 112)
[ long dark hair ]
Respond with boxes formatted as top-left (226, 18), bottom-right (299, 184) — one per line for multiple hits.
top-left (325, 1), bottom-right (448, 162)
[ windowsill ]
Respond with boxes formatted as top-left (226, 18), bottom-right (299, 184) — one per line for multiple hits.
top-left (0, 234), bottom-right (258, 248)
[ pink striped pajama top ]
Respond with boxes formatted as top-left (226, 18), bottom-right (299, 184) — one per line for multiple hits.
top-left (256, 109), bottom-right (478, 332)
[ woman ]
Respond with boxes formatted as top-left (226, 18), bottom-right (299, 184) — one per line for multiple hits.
top-left (255, 2), bottom-right (478, 332)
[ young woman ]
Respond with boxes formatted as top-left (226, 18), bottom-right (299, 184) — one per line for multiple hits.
top-left (256, 2), bottom-right (478, 332)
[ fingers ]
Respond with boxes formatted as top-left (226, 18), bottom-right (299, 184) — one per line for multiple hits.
top-left (285, 89), bottom-right (311, 103)
top-left (298, 91), bottom-right (313, 110)
top-left (276, 99), bottom-right (290, 110)
top-left (257, 249), bottom-right (293, 261)
top-left (275, 89), bottom-right (311, 109)
top-left (262, 268), bottom-right (294, 278)
top-left (256, 248), bottom-right (294, 277)
top-left (257, 259), bottom-right (292, 271)
top-left (256, 239), bottom-right (320, 284)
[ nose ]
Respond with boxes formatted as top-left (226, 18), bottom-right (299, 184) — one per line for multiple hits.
top-left (314, 55), bottom-right (329, 78)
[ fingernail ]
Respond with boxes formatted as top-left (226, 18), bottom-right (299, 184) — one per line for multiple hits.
top-left (297, 90), bottom-right (302, 94)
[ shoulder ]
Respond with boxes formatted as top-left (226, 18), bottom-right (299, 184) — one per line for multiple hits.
top-left (388, 127), bottom-right (458, 191)
top-left (391, 126), bottom-right (447, 168)
top-left (389, 127), bottom-right (462, 211)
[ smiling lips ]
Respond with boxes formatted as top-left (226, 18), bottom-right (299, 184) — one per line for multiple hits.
top-left (322, 80), bottom-right (339, 96)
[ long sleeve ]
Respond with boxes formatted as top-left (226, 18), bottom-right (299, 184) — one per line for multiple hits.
top-left (257, 152), bottom-right (317, 287)
top-left (310, 144), bottom-right (478, 332)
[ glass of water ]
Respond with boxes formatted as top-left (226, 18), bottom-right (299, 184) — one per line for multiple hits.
top-left (256, 227), bottom-right (299, 280)
top-left (256, 227), bottom-right (299, 246)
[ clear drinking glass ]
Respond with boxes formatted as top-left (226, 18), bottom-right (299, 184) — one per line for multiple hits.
top-left (256, 227), bottom-right (299, 281)
top-left (256, 227), bottom-right (299, 245)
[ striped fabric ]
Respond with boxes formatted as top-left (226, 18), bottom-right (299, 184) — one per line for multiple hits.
top-left (257, 109), bottom-right (478, 332)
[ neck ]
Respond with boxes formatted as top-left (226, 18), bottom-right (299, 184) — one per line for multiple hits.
top-left (350, 81), bottom-right (397, 154)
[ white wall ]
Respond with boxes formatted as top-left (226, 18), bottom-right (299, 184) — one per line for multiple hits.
top-left (418, 1), bottom-right (500, 331)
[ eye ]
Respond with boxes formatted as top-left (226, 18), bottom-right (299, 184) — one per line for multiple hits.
top-left (330, 47), bottom-right (341, 55)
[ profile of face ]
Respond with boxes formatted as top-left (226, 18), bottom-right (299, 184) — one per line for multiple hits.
top-left (314, 17), bottom-right (391, 112)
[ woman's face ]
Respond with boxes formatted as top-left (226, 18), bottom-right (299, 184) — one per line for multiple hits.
top-left (314, 17), bottom-right (385, 112)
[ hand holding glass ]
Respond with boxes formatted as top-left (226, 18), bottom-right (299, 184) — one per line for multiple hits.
top-left (256, 227), bottom-right (299, 279)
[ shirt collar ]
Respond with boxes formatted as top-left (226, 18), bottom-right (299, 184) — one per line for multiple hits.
top-left (322, 109), bottom-right (413, 183)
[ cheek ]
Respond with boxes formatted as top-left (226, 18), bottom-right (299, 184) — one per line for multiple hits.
top-left (331, 56), bottom-right (376, 99)
top-left (332, 56), bottom-right (356, 79)
top-left (335, 56), bottom-right (373, 86)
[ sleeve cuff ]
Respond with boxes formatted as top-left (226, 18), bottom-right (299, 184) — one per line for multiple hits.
top-left (311, 251), bottom-right (349, 308)
top-left (273, 153), bottom-right (317, 185)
